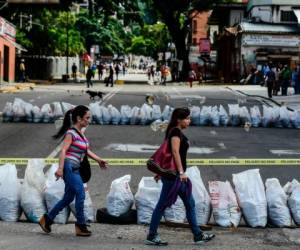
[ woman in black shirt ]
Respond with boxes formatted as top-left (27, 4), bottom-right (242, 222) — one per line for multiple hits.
top-left (145, 108), bottom-right (215, 246)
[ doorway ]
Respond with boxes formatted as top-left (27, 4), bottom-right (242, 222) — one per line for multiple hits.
top-left (3, 45), bottom-right (9, 82)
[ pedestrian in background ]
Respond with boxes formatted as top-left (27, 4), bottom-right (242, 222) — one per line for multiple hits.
top-left (295, 64), bottom-right (300, 95)
top-left (145, 108), bottom-right (215, 246)
top-left (39, 105), bottom-right (108, 237)
top-left (291, 67), bottom-right (298, 94)
top-left (273, 66), bottom-right (280, 96)
top-left (115, 63), bottom-right (120, 80)
top-left (71, 63), bottom-right (77, 81)
top-left (281, 65), bottom-right (291, 96)
top-left (107, 65), bottom-right (114, 87)
top-left (86, 66), bottom-right (93, 88)
top-left (265, 68), bottom-right (275, 98)
top-left (19, 59), bottom-right (26, 82)
top-left (188, 68), bottom-right (197, 88)
top-left (97, 63), bottom-right (104, 80)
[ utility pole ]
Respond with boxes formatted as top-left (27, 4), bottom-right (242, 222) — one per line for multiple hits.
top-left (66, 11), bottom-right (69, 77)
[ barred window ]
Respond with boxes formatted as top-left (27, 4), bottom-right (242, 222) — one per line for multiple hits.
top-left (281, 11), bottom-right (297, 22)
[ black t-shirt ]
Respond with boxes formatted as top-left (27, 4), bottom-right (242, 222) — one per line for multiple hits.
top-left (167, 128), bottom-right (189, 172)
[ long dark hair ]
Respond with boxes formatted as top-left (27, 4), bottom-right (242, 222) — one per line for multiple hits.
top-left (165, 107), bottom-right (190, 138)
top-left (53, 105), bottom-right (89, 139)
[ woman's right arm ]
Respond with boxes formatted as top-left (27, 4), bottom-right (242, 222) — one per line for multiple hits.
top-left (55, 134), bottom-right (72, 179)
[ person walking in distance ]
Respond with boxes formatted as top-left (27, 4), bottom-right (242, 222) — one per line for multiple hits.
top-left (86, 66), bottom-right (93, 88)
top-left (115, 63), bottom-right (120, 80)
top-left (19, 59), bottom-right (26, 82)
top-left (39, 105), bottom-right (108, 237)
top-left (188, 68), bottom-right (197, 88)
top-left (71, 63), bottom-right (77, 81)
top-left (265, 67), bottom-right (275, 98)
top-left (107, 65), bottom-right (114, 87)
top-left (97, 63), bottom-right (104, 80)
top-left (145, 108), bottom-right (215, 246)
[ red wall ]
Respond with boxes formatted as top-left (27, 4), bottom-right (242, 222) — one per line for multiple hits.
top-left (0, 36), bottom-right (16, 83)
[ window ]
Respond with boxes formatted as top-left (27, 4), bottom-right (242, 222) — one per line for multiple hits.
top-left (193, 38), bottom-right (197, 45)
top-left (281, 11), bottom-right (297, 22)
top-left (193, 20), bottom-right (197, 33)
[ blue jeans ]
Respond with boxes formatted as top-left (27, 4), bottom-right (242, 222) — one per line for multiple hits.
top-left (48, 159), bottom-right (86, 225)
top-left (149, 177), bottom-right (201, 237)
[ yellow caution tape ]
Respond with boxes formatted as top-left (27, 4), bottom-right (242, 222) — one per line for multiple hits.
top-left (0, 158), bottom-right (300, 166)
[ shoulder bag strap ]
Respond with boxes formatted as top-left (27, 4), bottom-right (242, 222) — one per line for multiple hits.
top-left (71, 127), bottom-right (88, 155)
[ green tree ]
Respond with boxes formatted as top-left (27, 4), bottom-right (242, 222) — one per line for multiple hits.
top-left (126, 22), bottom-right (171, 59)
top-left (139, 0), bottom-right (231, 78)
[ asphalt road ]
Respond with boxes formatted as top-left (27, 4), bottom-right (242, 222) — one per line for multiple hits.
top-left (0, 84), bottom-right (299, 249)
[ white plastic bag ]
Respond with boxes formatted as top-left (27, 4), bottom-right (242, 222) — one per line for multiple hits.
top-left (101, 106), bottom-right (111, 125)
top-left (106, 175), bottom-right (134, 216)
top-left (162, 105), bottom-right (173, 121)
top-left (190, 106), bottom-right (201, 126)
top-left (41, 104), bottom-right (54, 123)
top-left (140, 103), bottom-right (153, 125)
top-left (52, 102), bottom-right (64, 120)
top-left (2, 102), bottom-right (13, 122)
top-left (135, 177), bottom-right (162, 224)
top-left (288, 184), bottom-right (300, 225)
top-left (289, 111), bottom-right (300, 129)
top-left (70, 184), bottom-right (94, 222)
top-left (232, 169), bottom-right (267, 227)
top-left (186, 166), bottom-right (211, 225)
top-left (265, 178), bottom-right (291, 227)
top-left (44, 164), bottom-right (70, 224)
top-left (108, 105), bottom-right (121, 125)
top-left (279, 106), bottom-right (291, 128)
top-left (250, 106), bottom-right (261, 128)
top-left (24, 102), bottom-right (34, 122)
top-left (164, 197), bottom-right (186, 223)
top-left (0, 164), bottom-right (22, 221)
top-left (239, 106), bottom-right (251, 125)
top-left (211, 106), bottom-right (220, 127)
top-left (208, 181), bottom-right (241, 227)
top-left (120, 105), bottom-right (132, 125)
top-left (228, 104), bottom-right (240, 126)
top-left (89, 102), bottom-right (103, 124)
top-left (199, 106), bottom-right (212, 126)
top-left (152, 105), bottom-right (162, 121)
top-left (32, 106), bottom-right (43, 123)
top-left (130, 106), bottom-right (141, 125)
top-left (12, 98), bottom-right (26, 122)
top-left (219, 105), bottom-right (229, 126)
top-left (284, 179), bottom-right (300, 195)
top-left (21, 159), bottom-right (47, 223)
top-left (61, 102), bottom-right (75, 114)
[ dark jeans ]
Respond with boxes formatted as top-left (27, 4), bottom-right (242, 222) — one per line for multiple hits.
top-left (281, 79), bottom-right (289, 96)
top-left (48, 159), bottom-right (86, 225)
top-left (86, 78), bottom-right (93, 88)
top-left (106, 75), bottom-right (114, 87)
top-left (149, 177), bottom-right (201, 237)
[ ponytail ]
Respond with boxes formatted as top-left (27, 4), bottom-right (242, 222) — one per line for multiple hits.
top-left (53, 105), bottom-right (89, 139)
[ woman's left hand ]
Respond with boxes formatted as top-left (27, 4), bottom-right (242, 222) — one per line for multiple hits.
top-left (180, 173), bottom-right (188, 182)
top-left (98, 159), bottom-right (108, 169)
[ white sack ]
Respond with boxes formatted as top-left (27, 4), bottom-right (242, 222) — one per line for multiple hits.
top-left (106, 175), bottom-right (134, 216)
top-left (232, 169), bottom-right (267, 227)
top-left (209, 181), bottom-right (241, 227)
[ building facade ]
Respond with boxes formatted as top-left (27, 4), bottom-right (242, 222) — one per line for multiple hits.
top-left (216, 0), bottom-right (300, 82)
top-left (0, 17), bottom-right (17, 83)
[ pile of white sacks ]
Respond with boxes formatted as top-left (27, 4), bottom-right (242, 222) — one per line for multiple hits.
top-left (3, 98), bottom-right (300, 129)
top-left (106, 167), bottom-right (300, 228)
top-left (1, 161), bottom-right (300, 228)
top-left (0, 159), bottom-right (94, 223)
